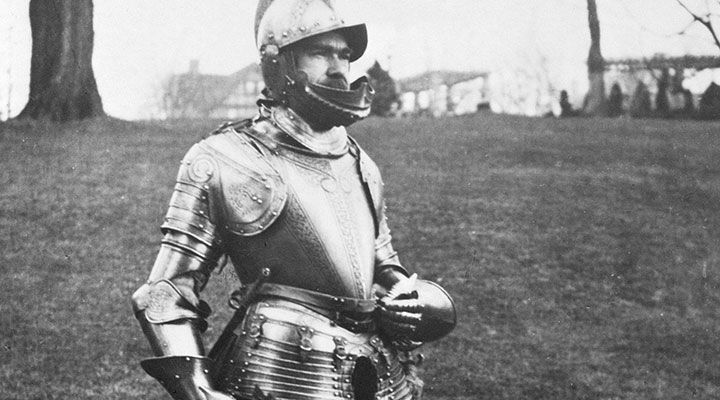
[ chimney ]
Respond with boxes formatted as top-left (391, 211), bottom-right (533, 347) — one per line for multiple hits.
top-left (189, 59), bottom-right (200, 75)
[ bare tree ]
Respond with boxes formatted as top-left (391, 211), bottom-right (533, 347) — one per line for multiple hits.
top-left (18, 0), bottom-right (104, 121)
top-left (675, 0), bottom-right (720, 52)
top-left (583, 0), bottom-right (607, 116)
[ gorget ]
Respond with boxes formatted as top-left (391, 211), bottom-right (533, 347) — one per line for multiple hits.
top-left (270, 105), bottom-right (350, 157)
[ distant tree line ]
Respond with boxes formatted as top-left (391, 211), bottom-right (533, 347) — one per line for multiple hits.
top-left (561, 70), bottom-right (720, 120)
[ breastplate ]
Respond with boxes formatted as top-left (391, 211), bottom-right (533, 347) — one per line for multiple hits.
top-left (224, 144), bottom-right (377, 299)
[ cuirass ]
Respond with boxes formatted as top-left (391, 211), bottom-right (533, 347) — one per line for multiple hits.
top-left (223, 143), bottom-right (377, 299)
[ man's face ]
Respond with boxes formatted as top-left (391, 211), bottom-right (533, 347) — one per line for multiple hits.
top-left (293, 31), bottom-right (352, 90)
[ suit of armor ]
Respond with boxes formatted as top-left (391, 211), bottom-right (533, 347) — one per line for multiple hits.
top-left (133, 105), bottom-right (429, 400)
top-left (132, 2), bottom-right (455, 399)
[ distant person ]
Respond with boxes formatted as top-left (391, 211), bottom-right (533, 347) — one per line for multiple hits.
top-left (130, 1), bottom-right (456, 400)
top-left (559, 90), bottom-right (576, 117)
top-left (682, 89), bottom-right (695, 117)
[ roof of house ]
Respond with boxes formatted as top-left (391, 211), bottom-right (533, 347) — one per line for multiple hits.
top-left (398, 70), bottom-right (488, 92)
top-left (171, 63), bottom-right (262, 114)
top-left (605, 55), bottom-right (720, 71)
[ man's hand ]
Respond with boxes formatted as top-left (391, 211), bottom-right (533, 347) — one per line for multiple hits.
top-left (377, 274), bottom-right (424, 350)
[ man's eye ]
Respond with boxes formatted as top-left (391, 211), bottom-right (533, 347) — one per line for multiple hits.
top-left (340, 49), bottom-right (353, 60)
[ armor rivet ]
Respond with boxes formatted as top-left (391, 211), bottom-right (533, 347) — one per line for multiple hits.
top-left (282, 31), bottom-right (288, 37)
top-left (346, 395), bottom-right (351, 399)
top-left (344, 378), bottom-right (350, 383)
top-left (389, 388), bottom-right (394, 393)
top-left (300, 26), bottom-right (306, 32)
top-left (268, 33), bottom-right (274, 39)
top-left (390, 396), bottom-right (395, 400)
top-left (247, 352), bottom-right (252, 357)
top-left (229, 360), bottom-right (235, 364)
top-left (389, 379), bottom-right (394, 384)
top-left (203, 184), bottom-right (209, 190)
top-left (271, 211), bottom-right (278, 216)
top-left (334, 384), bottom-right (340, 389)
top-left (185, 357), bottom-right (191, 361)
top-left (334, 392), bottom-right (340, 397)
top-left (234, 386), bottom-right (239, 390)
top-left (333, 297), bottom-right (339, 302)
top-left (272, 59), bottom-right (278, 64)
top-left (174, 375), bottom-right (181, 379)
top-left (241, 369), bottom-right (246, 373)
top-left (333, 377), bottom-right (339, 381)
top-left (257, 199), bottom-right (263, 204)
top-left (244, 362), bottom-right (249, 366)
top-left (237, 378), bottom-right (242, 382)
top-left (241, 331), bottom-right (247, 335)
top-left (203, 369), bottom-right (209, 374)
top-left (199, 224), bottom-right (204, 229)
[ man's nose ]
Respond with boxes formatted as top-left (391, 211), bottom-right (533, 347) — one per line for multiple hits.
top-left (326, 55), bottom-right (348, 77)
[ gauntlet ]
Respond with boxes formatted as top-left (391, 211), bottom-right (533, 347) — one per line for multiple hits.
top-left (377, 274), bottom-right (457, 349)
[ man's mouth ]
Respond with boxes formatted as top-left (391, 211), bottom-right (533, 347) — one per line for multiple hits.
top-left (321, 78), bottom-right (350, 90)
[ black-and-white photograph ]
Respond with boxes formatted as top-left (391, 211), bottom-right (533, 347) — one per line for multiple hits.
top-left (2, 1), bottom-right (720, 399)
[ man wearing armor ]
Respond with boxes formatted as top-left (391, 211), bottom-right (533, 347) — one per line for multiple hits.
top-left (131, 1), bottom-right (456, 399)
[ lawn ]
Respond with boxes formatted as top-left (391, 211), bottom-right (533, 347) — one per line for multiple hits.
top-left (1, 113), bottom-right (720, 399)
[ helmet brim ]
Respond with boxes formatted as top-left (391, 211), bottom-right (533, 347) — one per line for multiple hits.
top-left (337, 23), bottom-right (367, 62)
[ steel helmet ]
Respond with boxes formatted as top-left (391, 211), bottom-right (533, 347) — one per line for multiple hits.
top-left (254, 0), bottom-right (374, 130)
top-left (255, 0), bottom-right (368, 62)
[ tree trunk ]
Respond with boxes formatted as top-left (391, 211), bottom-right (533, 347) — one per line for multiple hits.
top-left (18, 0), bottom-right (104, 121)
top-left (583, 0), bottom-right (606, 116)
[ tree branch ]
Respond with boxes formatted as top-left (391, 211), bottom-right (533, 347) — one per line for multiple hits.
top-left (675, 0), bottom-right (720, 51)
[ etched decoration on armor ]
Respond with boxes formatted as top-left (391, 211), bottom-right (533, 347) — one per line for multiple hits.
top-left (146, 284), bottom-right (173, 316)
top-left (187, 156), bottom-right (216, 183)
top-left (217, 160), bottom-right (287, 236)
top-left (213, 299), bottom-right (416, 400)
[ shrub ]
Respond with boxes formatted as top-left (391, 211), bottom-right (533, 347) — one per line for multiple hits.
top-left (629, 82), bottom-right (652, 118)
top-left (697, 82), bottom-right (720, 120)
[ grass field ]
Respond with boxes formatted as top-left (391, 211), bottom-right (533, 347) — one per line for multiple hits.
top-left (2, 112), bottom-right (720, 399)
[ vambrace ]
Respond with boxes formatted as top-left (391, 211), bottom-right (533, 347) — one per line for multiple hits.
top-left (132, 158), bottom-right (224, 355)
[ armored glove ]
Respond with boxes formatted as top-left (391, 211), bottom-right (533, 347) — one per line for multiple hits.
top-left (377, 272), bottom-right (457, 351)
top-left (141, 356), bottom-right (234, 400)
top-left (377, 274), bottom-right (424, 350)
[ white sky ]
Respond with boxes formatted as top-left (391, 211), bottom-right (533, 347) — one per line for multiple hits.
top-left (1, 0), bottom-right (718, 120)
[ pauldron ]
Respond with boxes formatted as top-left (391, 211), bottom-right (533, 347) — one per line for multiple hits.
top-left (190, 129), bottom-right (288, 237)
